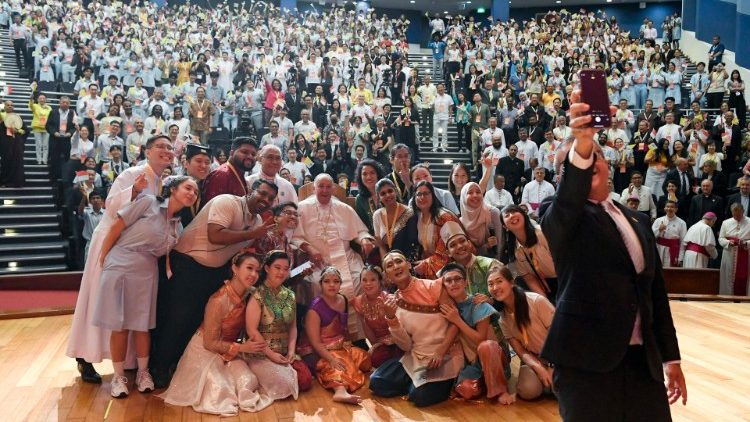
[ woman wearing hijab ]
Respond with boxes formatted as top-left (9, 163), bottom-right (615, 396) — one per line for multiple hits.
top-left (459, 182), bottom-right (503, 261)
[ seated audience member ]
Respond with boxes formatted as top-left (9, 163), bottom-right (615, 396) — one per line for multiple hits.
top-left (438, 263), bottom-right (514, 404)
top-left (682, 212), bottom-right (719, 268)
top-left (488, 266), bottom-right (555, 401)
top-left (369, 251), bottom-right (463, 407)
top-left (351, 266), bottom-right (404, 368)
top-left (159, 253), bottom-right (272, 415)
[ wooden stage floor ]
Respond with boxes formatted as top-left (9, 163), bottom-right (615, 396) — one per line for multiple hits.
top-left (0, 301), bottom-right (748, 422)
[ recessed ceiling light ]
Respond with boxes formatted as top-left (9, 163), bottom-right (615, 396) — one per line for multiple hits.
top-left (606, 0), bottom-right (612, 2)
top-left (555, 0), bottom-right (561, 3)
top-left (444, 10), bottom-right (448, 13)
top-left (410, 0), bottom-right (414, 2)
top-left (466, 1), bottom-right (471, 3)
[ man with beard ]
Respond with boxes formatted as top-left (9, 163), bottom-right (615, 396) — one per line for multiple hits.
top-left (497, 144), bottom-right (525, 202)
top-left (150, 180), bottom-right (279, 388)
top-left (202, 137), bottom-right (258, 204)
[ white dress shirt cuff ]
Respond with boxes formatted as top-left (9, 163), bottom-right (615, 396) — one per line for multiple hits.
top-left (567, 142), bottom-right (595, 170)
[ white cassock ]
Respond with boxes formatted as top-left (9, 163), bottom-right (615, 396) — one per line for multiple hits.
top-left (718, 217), bottom-right (750, 295)
top-left (66, 165), bottom-right (162, 363)
top-left (651, 215), bottom-right (687, 267)
top-left (292, 196), bottom-right (371, 338)
top-left (521, 180), bottom-right (555, 216)
top-left (682, 221), bottom-right (718, 268)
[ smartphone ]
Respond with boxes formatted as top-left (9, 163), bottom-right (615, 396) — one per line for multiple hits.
top-left (579, 70), bottom-right (611, 129)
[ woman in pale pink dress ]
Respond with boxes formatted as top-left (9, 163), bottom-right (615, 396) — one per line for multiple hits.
top-left (158, 253), bottom-right (272, 416)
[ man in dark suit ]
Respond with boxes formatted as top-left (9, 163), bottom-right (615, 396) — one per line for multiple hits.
top-left (662, 157), bottom-right (695, 220)
top-left (285, 84), bottom-right (303, 122)
top-left (497, 143), bottom-right (525, 202)
top-left (725, 176), bottom-right (750, 218)
top-left (309, 147), bottom-right (338, 179)
top-left (689, 179), bottom-right (724, 226)
top-left (539, 91), bottom-right (687, 421)
top-left (46, 96), bottom-right (77, 180)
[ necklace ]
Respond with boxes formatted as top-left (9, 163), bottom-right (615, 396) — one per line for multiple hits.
top-left (383, 204), bottom-right (404, 248)
top-left (315, 199), bottom-right (334, 239)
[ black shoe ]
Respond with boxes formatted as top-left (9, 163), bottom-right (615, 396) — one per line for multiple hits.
top-left (76, 360), bottom-right (102, 384)
top-left (150, 366), bottom-right (172, 390)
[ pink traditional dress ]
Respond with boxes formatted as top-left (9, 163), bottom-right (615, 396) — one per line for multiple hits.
top-left (351, 291), bottom-right (404, 368)
top-left (158, 283), bottom-right (273, 416)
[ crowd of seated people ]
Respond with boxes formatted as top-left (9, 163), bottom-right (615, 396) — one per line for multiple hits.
top-left (2, 0), bottom-right (749, 415)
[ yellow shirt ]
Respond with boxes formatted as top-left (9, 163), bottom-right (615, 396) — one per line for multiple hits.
top-left (348, 87), bottom-right (373, 105)
top-left (541, 92), bottom-right (561, 108)
top-left (28, 100), bottom-right (52, 132)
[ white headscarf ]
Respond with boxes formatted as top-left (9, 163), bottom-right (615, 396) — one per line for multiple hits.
top-left (459, 182), bottom-right (492, 246)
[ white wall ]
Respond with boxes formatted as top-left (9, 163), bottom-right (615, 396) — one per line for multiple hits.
top-left (680, 30), bottom-right (750, 98)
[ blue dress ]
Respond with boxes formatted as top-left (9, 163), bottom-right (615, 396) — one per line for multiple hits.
top-left (92, 195), bottom-right (182, 332)
top-left (664, 71), bottom-right (682, 104)
top-left (647, 71), bottom-right (666, 108)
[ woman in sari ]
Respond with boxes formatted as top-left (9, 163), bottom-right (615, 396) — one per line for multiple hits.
top-left (302, 267), bottom-right (372, 404)
top-left (412, 181), bottom-right (460, 278)
top-left (354, 159), bottom-right (385, 235)
top-left (245, 251), bottom-right (313, 400)
top-left (159, 253), bottom-right (273, 416)
top-left (351, 265), bottom-right (403, 368)
top-left (372, 178), bottom-right (419, 262)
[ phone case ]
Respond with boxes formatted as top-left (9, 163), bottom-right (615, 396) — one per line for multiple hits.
top-left (580, 70), bottom-right (612, 129)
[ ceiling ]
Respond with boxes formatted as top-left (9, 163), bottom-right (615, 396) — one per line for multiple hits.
top-left (360, 0), bottom-right (674, 14)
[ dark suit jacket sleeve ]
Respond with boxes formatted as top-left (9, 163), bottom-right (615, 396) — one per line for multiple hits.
top-left (649, 242), bottom-right (682, 362)
top-left (45, 110), bottom-right (58, 135)
top-left (539, 157), bottom-right (592, 247)
top-left (662, 169), bottom-right (678, 194)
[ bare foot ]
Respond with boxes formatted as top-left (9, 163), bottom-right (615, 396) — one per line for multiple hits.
top-left (332, 390), bottom-right (363, 405)
top-left (498, 392), bottom-right (516, 405)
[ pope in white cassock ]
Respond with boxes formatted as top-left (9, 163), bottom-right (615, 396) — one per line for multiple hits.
top-left (682, 212), bottom-right (718, 269)
top-left (292, 174), bottom-right (376, 340)
top-left (67, 136), bottom-right (174, 375)
top-left (718, 203), bottom-right (750, 296)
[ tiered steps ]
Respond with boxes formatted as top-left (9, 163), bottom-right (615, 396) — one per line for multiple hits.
top-left (0, 29), bottom-right (69, 275)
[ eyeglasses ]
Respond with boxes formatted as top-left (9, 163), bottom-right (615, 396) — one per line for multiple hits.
top-left (281, 210), bottom-right (299, 217)
top-left (443, 276), bottom-right (465, 284)
top-left (150, 144), bottom-right (175, 151)
top-left (414, 191), bottom-right (431, 198)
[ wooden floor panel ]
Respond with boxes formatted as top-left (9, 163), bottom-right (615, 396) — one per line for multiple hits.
top-left (0, 301), bottom-right (748, 422)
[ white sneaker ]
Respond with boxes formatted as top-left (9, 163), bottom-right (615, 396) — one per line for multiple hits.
top-left (110, 375), bottom-right (129, 398)
top-left (136, 370), bottom-right (154, 393)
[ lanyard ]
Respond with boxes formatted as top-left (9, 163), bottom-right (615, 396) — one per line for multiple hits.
top-left (227, 163), bottom-right (249, 195)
